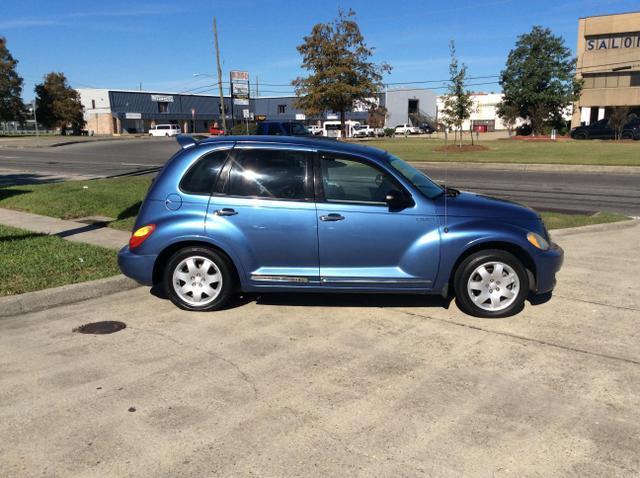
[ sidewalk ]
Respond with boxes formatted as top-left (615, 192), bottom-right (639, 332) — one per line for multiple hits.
top-left (0, 208), bottom-right (129, 250)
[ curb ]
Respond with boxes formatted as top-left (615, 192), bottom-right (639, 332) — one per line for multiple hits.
top-left (550, 218), bottom-right (638, 237)
top-left (411, 161), bottom-right (640, 175)
top-left (0, 135), bottom-right (151, 149)
top-left (0, 275), bottom-right (141, 319)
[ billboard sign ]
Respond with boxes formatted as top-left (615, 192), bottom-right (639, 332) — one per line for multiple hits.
top-left (230, 70), bottom-right (250, 106)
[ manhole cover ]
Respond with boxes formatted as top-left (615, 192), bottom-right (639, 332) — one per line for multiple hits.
top-left (73, 321), bottom-right (126, 334)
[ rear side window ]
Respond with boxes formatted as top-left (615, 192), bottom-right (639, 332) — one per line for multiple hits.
top-left (180, 150), bottom-right (229, 195)
top-left (268, 123), bottom-right (282, 135)
top-left (227, 149), bottom-right (312, 200)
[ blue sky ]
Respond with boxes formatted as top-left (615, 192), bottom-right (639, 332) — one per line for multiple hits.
top-left (3, 0), bottom-right (639, 100)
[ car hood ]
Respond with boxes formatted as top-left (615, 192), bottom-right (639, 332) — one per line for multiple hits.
top-left (445, 191), bottom-right (539, 220)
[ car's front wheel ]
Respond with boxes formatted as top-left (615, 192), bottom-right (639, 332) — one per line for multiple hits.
top-left (164, 247), bottom-right (234, 311)
top-left (454, 249), bottom-right (529, 318)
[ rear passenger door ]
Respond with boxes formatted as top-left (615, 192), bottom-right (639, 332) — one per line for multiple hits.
top-left (206, 145), bottom-right (319, 286)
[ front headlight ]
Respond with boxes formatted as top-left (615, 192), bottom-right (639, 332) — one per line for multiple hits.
top-left (527, 232), bottom-right (550, 251)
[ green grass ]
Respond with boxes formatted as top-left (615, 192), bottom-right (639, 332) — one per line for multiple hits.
top-left (540, 211), bottom-right (629, 230)
top-left (358, 138), bottom-right (640, 166)
top-left (0, 177), bottom-right (152, 231)
top-left (0, 174), bottom-right (631, 236)
top-left (0, 224), bottom-right (120, 296)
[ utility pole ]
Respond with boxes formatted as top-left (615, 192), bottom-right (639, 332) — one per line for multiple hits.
top-left (213, 18), bottom-right (227, 132)
top-left (255, 76), bottom-right (259, 97)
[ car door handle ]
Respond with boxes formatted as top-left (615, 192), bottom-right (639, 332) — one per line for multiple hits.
top-left (319, 213), bottom-right (345, 221)
top-left (214, 208), bottom-right (238, 216)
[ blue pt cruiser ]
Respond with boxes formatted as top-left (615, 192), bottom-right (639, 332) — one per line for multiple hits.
top-left (118, 135), bottom-right (563, 318)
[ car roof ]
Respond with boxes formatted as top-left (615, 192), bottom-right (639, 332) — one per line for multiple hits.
top-left (197, 135), bottom-right (390, 159)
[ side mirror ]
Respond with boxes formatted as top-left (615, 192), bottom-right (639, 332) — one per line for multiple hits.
top-left (385, 189), bottom-right (411, 210)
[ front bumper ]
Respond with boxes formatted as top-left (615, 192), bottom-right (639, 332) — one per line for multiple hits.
top-left (533, 242), bottom-right (564, 294)
top-left (117, 246), bottom-right (157, 286)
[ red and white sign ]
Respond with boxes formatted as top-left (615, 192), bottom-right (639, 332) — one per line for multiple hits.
top-left (230, 70), bottom-right (249, 82)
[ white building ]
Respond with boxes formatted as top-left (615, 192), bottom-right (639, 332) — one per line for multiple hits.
top-left (437, 93), bottom-right (525, 132)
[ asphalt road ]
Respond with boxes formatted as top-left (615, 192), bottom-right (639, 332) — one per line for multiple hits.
top-left (1, 221), bottom-right (639, 477)
top-left (1, 138), bottom-right (638, 215)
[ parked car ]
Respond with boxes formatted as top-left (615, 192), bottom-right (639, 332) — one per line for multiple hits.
top-left (149, 124), bottom-right (181, 137)
top-left (209, 125), bottom-right (225, 136)
top-left (118, 135), bottom-right (563, 318)
top-left (307, 125), bottom-right (323, 136)
top-left (255, 121), bottom-right (311, 136)
top-left (373, 128), bottom-right (386, 137)
top-left (419, 123), bottom-right (436, 134)
top-left (394, 124), bottom-right (421, 135)
top-left (570, 117), bottom-right (640, 140)
top-left (352, 124), bottom-right (375, 138)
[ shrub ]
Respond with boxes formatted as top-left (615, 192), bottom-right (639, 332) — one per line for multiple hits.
top-left (383, 128), bottom-right (395, 137)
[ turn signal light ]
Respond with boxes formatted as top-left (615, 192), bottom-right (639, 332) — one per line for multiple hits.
top-left (527, 232), bottom-right (550, 251)
top-left (129, 224), bottom-right (156, 249)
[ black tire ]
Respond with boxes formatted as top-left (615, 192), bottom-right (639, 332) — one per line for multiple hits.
top-left (621, 131), bottom-right (633, 140)
top-left (453, 249), bottom-right (529, 318)
top-left (163, 247), bottom-right (234, 311)
top-left (574, 132), bottom-right (587, 140)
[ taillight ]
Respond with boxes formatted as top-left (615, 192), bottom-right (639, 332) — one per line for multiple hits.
top-left (129, 224), bottom-right (156, 249)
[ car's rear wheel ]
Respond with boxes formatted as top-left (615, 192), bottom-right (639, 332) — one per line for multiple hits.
top-left (454, 249), bottom-right (529, 318)
top-left (574, 132), bottom-right (587, 140)
top-left (621, 131), bottom-right (633, 140)
top-left (164, 247), bottom-right (234, 311)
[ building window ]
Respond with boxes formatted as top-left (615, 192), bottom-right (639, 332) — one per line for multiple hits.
top-left (277, 104), bottom-right (286, 114)
top-left (158, 102), bottom-right (169, 113)
top-left (91, 99), bottom-right (96, 109)
top-left (631, 73), bottom-right (640, 87)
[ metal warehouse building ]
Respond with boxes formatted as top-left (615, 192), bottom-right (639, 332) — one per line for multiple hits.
top-left (78, 87), bottom-right (437, 135)
top-left (572, 11), bottom-right (640, 128)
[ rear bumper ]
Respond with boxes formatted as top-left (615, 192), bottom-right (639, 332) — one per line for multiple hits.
top-left (533, 242), bottom-right (564, 294)
top-left (117, 246), bottom-right (157, 286)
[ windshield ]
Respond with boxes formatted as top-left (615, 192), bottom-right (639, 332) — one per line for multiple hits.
top-left (387, 154), bottom-right (443, 199)
top-left (289, 123), bottom-right (310, 135)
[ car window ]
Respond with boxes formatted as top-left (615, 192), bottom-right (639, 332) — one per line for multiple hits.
top-left (267, 123), bottom-right (282, 135)
top-left (387, 154), bottom-right (443, 199)
top-left (180, 150), bottom-right (229, 195)
top-left (289, 123), bottom-right (309, 135)
top-left (321, 154), bottom-right (397, 205)
top-left (228, 149), bottom-right (312, 200)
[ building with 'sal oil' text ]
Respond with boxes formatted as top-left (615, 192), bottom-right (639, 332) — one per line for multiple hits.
top-left (572, 11), bottom-right (640, 128)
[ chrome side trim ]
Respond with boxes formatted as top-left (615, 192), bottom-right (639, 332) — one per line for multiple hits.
top-left (251, 275), bottom-right (310, 283)
top-left (320, 277), bottom-right (432, 285)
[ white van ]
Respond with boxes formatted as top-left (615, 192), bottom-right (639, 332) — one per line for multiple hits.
top-left (149, 124), bottom-right (181, 137)
top-left (322, 120), bottom-right (361, 138)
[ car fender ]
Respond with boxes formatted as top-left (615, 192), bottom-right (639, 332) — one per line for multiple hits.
top-left (433, 218), bottom-right (537, 291)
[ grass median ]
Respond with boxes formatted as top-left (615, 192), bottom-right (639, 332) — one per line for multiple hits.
top-left (0, 176), bottom-right (631, 234)
top-left (0, 176), bottom-right (152, 232)
top-left (359, 138), bottom-right (640, 166)
top-left (0, 224), bottom-right (120, 296)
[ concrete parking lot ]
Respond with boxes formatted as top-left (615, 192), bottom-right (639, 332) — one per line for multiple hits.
top-left (1, 220), bottom-right (639, 477)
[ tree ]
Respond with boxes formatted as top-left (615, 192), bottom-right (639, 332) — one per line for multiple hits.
top-left (498, 26), bottom-right (581, 136)
top-left (496, 100), bottom-right (520, 136)
top-left (367, 104), bottom-right (387, 129)
top-left (440, 41), bottom-right (474, 147)
top-left (609, 106), bottom-right (630, 140)
top-left (35, 72), bottom-right (85, 133)
top-left (0, 37), bottom-right (25, 124)
top-left (292, 9), bottom-right (391, 138)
